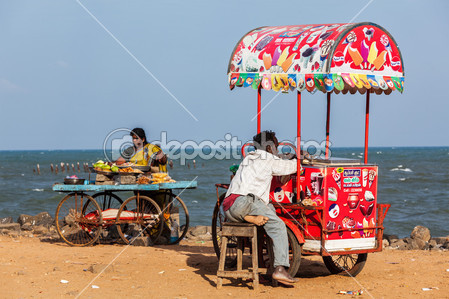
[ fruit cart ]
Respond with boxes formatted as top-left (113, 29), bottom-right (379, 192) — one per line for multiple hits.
top-left (53, 180), bottom-right (196, 246)
top-left (213, 22), bottom-right (404, 276)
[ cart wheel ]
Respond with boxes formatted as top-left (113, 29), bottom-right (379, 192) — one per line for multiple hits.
top-left (91, 192), bottom-right (123, 210)
top-left (115, 195), bottom-right (163, 245)
top-left (286, 228), bottom-right (301, 276)
top-left (166, 194), bottom-right (189, 245)
top-left (90, 192), bottom-right (125, 242)
top-left (255, 225), bottom-right (301, 277)
top-left (211, 194), bottom-right (238, 268)
top-left (55, 193), bottom-right (103, 247)
top-left (322, 253), bottom-right (367, 276)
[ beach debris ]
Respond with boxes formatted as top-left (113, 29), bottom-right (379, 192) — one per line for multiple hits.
top-left (178, 269), bottom-right (186, 271)
top-left (92, 285), bottom-right (100, 289)
top-left (422, 287), bottom-right (439, 291)
top-left (87, 264), bottom-right (114, 274)
top-left (158, 271), bottom-right (165, 274)
top-left (60, 280), bottom-right (69, 284)
top-left (338, 290), bottom-right (363, 295)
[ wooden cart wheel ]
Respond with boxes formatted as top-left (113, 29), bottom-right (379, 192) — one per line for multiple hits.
top-left (322, 253), bottom-right (367, 276)
top-left (91, 192), bottom-right (123, 210)
top-left (55, 193), bottom-right (103, 247)
top-left (286, 228), bottom-right (302, 276)
top-left (89, 192), bottom-right (125, 242)
top-left (260, 229), bottom-right (301, 277)
top-left (166, 194), bottom-right (189, 245)
top-left (211, 194), bottom-right (238, 267)
top-left (115, 195), bottom-right (163, 245)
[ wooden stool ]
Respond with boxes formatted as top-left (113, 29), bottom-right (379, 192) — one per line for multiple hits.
top-left (216, 222), bottom-right (267, 290)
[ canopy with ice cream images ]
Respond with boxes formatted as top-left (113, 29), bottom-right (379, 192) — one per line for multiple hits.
top-left (228, 22), bottom-right (404, 94)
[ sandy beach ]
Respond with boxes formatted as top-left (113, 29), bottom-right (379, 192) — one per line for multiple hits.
top-left (0, 235), bottom-right (448, 298)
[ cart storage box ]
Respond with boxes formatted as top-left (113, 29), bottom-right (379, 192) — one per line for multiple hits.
top-left (114, 175), bottom-right (136, 185)
top-left (95, 174), bottom-right (114, 185)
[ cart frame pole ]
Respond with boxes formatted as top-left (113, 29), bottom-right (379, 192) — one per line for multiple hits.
top-left (364, 91), bottom-right (370, 164)
top-left (257, 86), bottom-right (261, 133)
top-left (297, 91), bottom-right (302, 198)
top-left (325, 92), bottom-right (331, 159)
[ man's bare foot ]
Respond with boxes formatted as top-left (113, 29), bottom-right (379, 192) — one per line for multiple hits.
top-left (244, 215), bottom-right (269, 226)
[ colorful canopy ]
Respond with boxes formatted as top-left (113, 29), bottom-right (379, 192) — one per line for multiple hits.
top-left (228, 22), bottom-right (404, 94)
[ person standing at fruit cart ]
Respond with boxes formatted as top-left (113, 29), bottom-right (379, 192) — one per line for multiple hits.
top-left (222, 130), bottom-right (299, 285)
top-left (116, 128), bottom-right (167, 172)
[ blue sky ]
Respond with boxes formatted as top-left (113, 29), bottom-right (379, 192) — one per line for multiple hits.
top-left (0, 0), bottom-right (448, 150)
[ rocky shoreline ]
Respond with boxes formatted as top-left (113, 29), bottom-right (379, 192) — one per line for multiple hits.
top-left (1, 212), bottom-right (448, 251)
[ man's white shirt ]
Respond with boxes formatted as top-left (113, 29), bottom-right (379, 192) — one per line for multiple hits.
top-left (226, 149), bottom-right (297, 205)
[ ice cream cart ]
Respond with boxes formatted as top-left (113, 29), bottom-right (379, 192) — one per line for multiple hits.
top-left (213, 22), bottom-right (403, 276)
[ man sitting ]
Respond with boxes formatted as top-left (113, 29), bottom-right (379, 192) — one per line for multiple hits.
top-left (222, 130), bottom-right (299, 285)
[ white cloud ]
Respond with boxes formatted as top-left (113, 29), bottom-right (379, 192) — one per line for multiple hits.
top-left (0, 78), bottom-right (21, 92)
top-left (57, 60), bottom-right (69, 68)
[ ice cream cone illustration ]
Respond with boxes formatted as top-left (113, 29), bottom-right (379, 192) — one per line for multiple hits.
top-left (272, 46), bottom-right (282, 66)
top-left (280, 75), bottom-right (289, 92)
top-left (281, 53), bottom-right (296, 73)
top-left (359, 75), bottom-right (371, 89)
top-left (360, 40), bottom-right (369, 65)
top-left (271, 74), bottom-right (283, 92)
top-left (332, 169), bottom-right (341, 189)
top-left (369, 170), bottom-right (377, 188)
top-left (350, 73), bottom-right (364, 89)
top-left (367, 41), bottom-right (378, 65)
top-left (277, 46), bottom-right (290, 67)
top-left (348, 46), bottom-right (363, 66)
top-left (263, 53), bottom-right (272, 72)
top-left (373, 50), bottom-right (387, 70)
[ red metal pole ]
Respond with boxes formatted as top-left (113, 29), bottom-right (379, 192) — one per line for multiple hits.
top-left (364, 91), bottom-right (370, 164)
top-left (325, 92), bottom-right (331, 159)
top-left (296, 91), bottom-right (302, 199)
top-left (257, 86), bottom-right (261, 133)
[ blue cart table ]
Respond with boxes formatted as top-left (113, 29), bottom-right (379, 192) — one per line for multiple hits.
top-left (52, 181), bottom-right (197, 192)
top-left (52, 181), bottom-right (196, 247)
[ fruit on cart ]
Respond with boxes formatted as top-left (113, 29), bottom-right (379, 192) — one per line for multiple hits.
top-left (101, 164), bottom-right (111, 170)
top-left (93, 160), bottom-right (105, 168)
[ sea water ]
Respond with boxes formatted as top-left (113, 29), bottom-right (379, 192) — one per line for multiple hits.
top-left (0, 147), bottom-right (448, 237)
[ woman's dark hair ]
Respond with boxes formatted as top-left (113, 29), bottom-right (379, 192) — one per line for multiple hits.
top-left (253, 130), bottom-right (276, 150)
top-left (130, 128), bottom-right (148, 145)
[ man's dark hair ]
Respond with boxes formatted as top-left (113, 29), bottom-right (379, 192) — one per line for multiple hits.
top-left (130, 128), bottom-right (148, 145)
top-left (253, 130), bottom-right (277, 151)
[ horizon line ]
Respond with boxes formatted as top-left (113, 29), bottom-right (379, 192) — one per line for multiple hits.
top-left (1, 145), bottom-right (448, 151)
